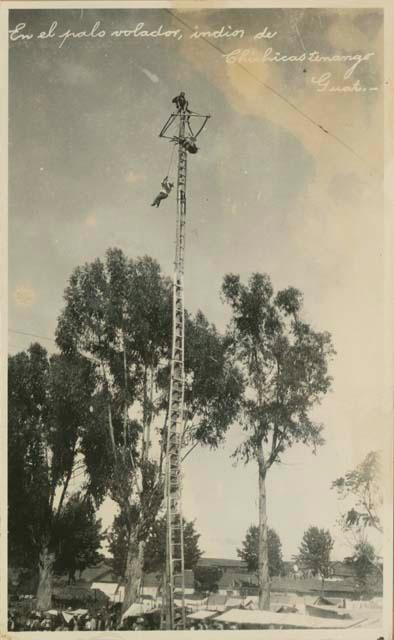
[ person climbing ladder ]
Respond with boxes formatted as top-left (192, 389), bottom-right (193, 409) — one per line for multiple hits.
top-left (151, 176), bottom-right (174, 207)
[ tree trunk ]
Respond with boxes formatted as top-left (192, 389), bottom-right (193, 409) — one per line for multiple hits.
top-left (258, 455), bottom-right (270, 610)
top-left (121, 530), bottom-right (145, 614)
top-left (36, 545), bottom-right (55, 611)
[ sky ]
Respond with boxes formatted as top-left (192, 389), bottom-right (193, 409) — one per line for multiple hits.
top-left (8, 6), bottom-right (387, 562)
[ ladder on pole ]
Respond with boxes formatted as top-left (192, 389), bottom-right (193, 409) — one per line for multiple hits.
top-left (163, 110), bottom-right (187, 631)
top-left (158, 95), bottom-right (210, 630)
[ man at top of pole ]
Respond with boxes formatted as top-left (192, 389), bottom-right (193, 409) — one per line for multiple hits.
top-left (172, 92), bottom-right (191, 113)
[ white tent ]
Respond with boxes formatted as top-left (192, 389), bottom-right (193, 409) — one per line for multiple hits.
top-left (110, 586), bottom-right (124, 603)
top-left (71, 609), bottom-right (88, 617)
top-left (122, 601), bottom-right (155, 620)
top-left (214, 608), bottom-right (363, 629)
top-left (186, 610), bottom-right (218, 621)
top-left (184, 597), bottom-right (208, 608)
top-left (226, 597), bottom-right (243, 609)
top-left (243, 598), bottom-right (258, 610)
top-left (91, 582), bottom-right (118, 598)
top-left (61, 611), bottom-right (74, 624)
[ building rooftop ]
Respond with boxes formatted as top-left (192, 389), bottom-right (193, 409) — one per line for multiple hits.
top-left (197, 558), bottom-right (246, 569)
top-left (218, 572), bottom-right (258, 589)
top-left (78, 561), bottom-right (118, 584)
top-left (143, 569), bottom-right (195, 590)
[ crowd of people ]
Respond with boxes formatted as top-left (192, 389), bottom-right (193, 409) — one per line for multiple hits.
top-left (188, 621), bottom-right (239, 630)
top-left (7, 605), bottom-right (160, 632)
top-left (8, 603), bottom-right (245, 631)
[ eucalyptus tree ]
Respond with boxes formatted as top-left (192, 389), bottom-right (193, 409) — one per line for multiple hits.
top-left (8, 344), bottom-right (99, 609)
top-left (56, 248), bottom-right (243, 611)
top-left (222, 273), bottom-right (335, 609)
top-left (53, 492), bottom-right (103, 584)
top-left (332, 451), bottom-right (383, 535)
top-left (332, 451), bottom-right (383, 582)
top-left (108, 514), bottom-right (202, 578)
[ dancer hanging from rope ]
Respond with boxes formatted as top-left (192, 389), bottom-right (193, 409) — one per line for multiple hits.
top-left (151, 176), bottom-right (174, 208)
top-left (151, 138), bottom-right (176, 208)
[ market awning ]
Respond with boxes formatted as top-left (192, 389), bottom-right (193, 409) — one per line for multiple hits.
top-left (186, 610), bottom-right (219, 621)
top-left (61, 611), bottom-right (74, 624)
top-left (214, 609), bottom-right (363, 629)
top-left (71, 609), bottom-right (88, 617)
top-left (122, 602), bottom-right (156, 620)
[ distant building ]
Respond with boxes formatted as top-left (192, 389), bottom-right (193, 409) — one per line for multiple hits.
top-left (329, 561), bottom-right (357, 580)
top-left (175, 569), bottom-right (195, 595)
top-left (207, 593), bottom-right (227, 611)
top-left (78, 560), bottom-right (119, 584)
top-left (91, 581), bottom-right (124, 603)
top-left (217, 572), bottom-right (241, 596)
top-left (196, 557), bottom-right (247, 574)
top-left (141, 569), bottom-right (195, 599)
top-left (217, 571), bottom-right (258, 596)
top-left (141, 573), bottom-right (161, 599)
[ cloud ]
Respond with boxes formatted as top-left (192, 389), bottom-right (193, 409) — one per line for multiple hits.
top-left (172, 10), bottom-right (385, 471)
top-left (174, 9), bottom-right (383, 294)
top-left (174, 9), bottom-right (383, 178)
top-left (13, 286), bottom-right (37, 308)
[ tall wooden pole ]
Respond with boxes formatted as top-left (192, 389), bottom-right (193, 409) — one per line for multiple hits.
top-left (164, 109), bottom-right (187, 630)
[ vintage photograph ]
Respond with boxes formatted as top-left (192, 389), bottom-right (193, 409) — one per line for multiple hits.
top-left (4, 2), bottom-right (391, 635)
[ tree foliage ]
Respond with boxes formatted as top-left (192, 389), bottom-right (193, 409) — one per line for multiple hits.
top-left (8, 345), bottom-right (99, 560)
top-left (8, 343), bottom-right (50, 570)
top-left (8, 345), bottom-right (102, 607)
top-left (332, 452), bottom-right (383, 592)
top-left (297, 526), bottom-right (334, 579)
top-left (144, 517), bottom-right (202, 574)
top-left (182, 311), bottom-right (244, 448)
top-left (56, 250), bottom-right (171, 518)
top-left (54, 247), bottom-right (242, 609)
top-left (107, 513), bottom-right (202, 577)
top-left (8, 249), bottom-right (244, 610)
top-left (221, 273), bottom-right (335, 608)
top-left (222, 274), bottom-right (334, 468)
top-left (237, 525), bottom-right (284, 577)
top-left (54, 493), bottom-right (103, 583)
top-left (332, 451), bottom-right (383, 534)
top-left (344, 541), bottom-right (379, 594)
top-left (55, 249), bottom-right (243, 515)
top-left (194, 566), bottom-right (223, 594)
